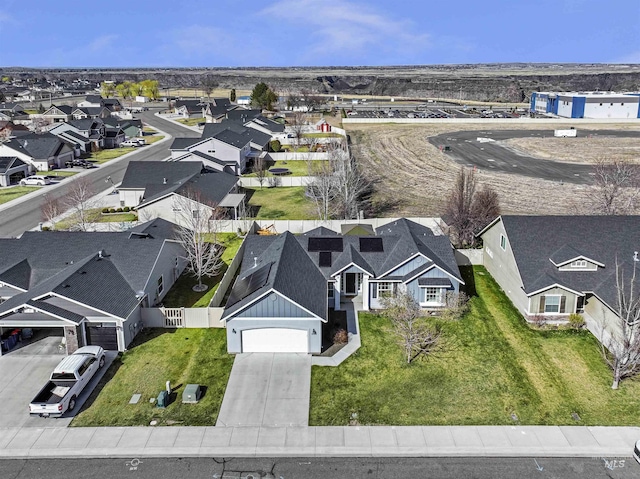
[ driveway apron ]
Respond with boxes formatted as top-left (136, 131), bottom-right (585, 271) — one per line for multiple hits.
top-left (216, 353), bottom-right (311, 427)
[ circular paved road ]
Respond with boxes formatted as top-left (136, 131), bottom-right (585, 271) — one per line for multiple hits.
top-left (428, 129), bottom-right (640, 185)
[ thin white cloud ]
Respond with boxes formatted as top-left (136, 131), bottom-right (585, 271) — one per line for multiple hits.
top-left (87, 34), bottom-right (119, 53)
top-left (260, 0), bottom-right (431, 63)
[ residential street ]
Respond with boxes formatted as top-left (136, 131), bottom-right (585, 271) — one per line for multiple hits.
top-left (0, 110), bottom-right (199, 238)
top-left (1, 456), bottom-right (638, 479)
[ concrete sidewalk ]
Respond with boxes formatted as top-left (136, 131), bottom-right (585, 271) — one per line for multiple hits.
top-left (0, 425), bottom-right (638, 458)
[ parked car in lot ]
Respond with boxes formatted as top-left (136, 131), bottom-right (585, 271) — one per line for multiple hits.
top-left (19, 175), bottom-right (51, 186)
top-left (29, 345), bottom-right (105, 418)
top-left (120, 138), bottom-right (146, 147)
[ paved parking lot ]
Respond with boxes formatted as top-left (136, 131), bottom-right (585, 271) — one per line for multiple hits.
top-left (0, 336), bottom-right (116, 428)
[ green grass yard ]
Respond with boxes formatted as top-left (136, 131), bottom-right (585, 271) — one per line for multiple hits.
top-left (246, 187), bottom-right (315, 220)
top-left (71, 328), bottom-right (234, 427)
top-left (0, 186), bottom-right (39, 205)
top-left (161, 233), bottom-right (244, 308)
top-left (302, 132), bottom-right (343, 138)
top-left (309, 266), bottom-right (640, 426)
top-left (45, 171), bottom-right (79, 178)
top-left (177, 117), bottom-right (205, 127)
top-left (243, 160), bottom-right (327, 177)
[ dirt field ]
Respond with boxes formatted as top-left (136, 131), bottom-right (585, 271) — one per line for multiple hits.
top-left (502, 136), bottom-right (640, 165)
top-left (347, 123), bottom-right (640, 216)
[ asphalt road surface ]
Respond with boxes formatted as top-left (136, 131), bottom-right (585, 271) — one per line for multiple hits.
top-left (0, 110), bottom-right (199, 238)
top-left (428, 129), bottom-right (640, 185)
top-left (1, 456), bottom-right (639, 479)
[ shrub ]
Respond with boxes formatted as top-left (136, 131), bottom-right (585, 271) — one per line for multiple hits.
top-left (333, 328), bottom-right (348, 344)
top-left (101, 207), bottom-right (110, 213)
top-left (109, 208), bottom-right (116, 213)
top-left (116, 207), bottom-right (123, 213)
top-left (41, 226), bottom-right (51, 231)
top-left (123, 206), bottom-right (130, 212)
top-left (529, 314), bottom-right (546, 327)
top-left (268, 176), bottom-right (281, 188)
top-left (270, 139), bottom-right (281, 152)
top-left (568, 313), bottom-right (585, 329)
top-left (439, 291), bottom-right (470, 321)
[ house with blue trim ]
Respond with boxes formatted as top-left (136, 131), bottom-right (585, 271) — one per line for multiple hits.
top-left (222, 219), bottom-right (464, 354)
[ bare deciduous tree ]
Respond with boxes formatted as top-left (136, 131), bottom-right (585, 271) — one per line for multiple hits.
top-left (289, 112), bottom-right (308, 151)
top-left (381, 291), bottom-right (443, 364)
top-left (253, 155), bottom-right (268, 190)
top-left (63, 177), bottom-right (99, 231)
top-left (201, 75), bottom-right (218, 102)
top-left (444, 167), bottom-right (500, 248)
top-left (591, 158), bottom-right (640, 215)
top-left (332, 144), bottom-right (371, 220)
top-left (31, 116), bottom-right (51, 134)
top-left (599, 258), bottom-right (640, 389)
top-left (306, 157), bottom-right (338, 221)
top-left (173, 188), bottom-right (224, 292)
top-left (439, 291), bottom-right (470, 321)
top-left (41, 193), bottom-right (62, 229)
top-left (300, 89), bottom-right (323, 111)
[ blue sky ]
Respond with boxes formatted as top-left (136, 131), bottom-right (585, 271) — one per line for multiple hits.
top-left (0, 0), bottom-right (638, 67)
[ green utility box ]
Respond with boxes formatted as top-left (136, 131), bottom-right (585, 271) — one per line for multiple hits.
top-left (182, 384), bottom-right (202, 404)
top-left (157, 390), bottom-right (169, 408)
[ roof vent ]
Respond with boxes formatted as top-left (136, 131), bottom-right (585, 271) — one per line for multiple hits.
top-left (163, 177), bottom-right (167, 184)
top-left (253, 257), bottom-right (258, 268)
top-left (98, 250), bottom-right (106, 259)
top-left (634, 251), bottom-right (639, 262)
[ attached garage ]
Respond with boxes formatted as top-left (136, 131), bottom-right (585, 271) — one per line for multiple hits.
top-left (241, 328), bottom-right (309, 353)
top-left (86, 323), bottom-right (118, 350)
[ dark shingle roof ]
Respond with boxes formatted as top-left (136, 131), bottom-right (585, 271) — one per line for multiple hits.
top-left (497, 215), bottom-right (640, 309)
top-left (141, 169), bottom-right (239, 207)
top-left (4, 133), bottom-right (69, 160)
top-left (0, 156), bottom-right (26, 173)
top-left (44, 105), bottom-right (73, 115)
top-left (170, 137), bottom-right (204, 150)
top-left (120, 161), bottom-right (202, 189)
top-left (83, 95), bottom-right (103, 104)
top-left (224, 233), bottom-right (327, 320)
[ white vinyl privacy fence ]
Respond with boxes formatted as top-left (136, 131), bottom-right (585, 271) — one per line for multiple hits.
top-left (141, 307), bottom-right (225, 328)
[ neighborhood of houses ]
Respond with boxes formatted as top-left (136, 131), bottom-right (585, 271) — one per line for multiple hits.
top-left (0, 82), bottom-right (639, 441)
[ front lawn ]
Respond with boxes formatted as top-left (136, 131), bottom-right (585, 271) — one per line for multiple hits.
top-left (161, 233), bottom-right (243, 308)
top-left (45, 171), bottom-right (78, 178)
top-left (310, 266), bottom-right (640, 426)
top-left (0, 186), bottom-right (39, 205)
top-left (88, 147), bottom-right (135, 164)
top-left (246, 187), bottom-right (315, 220)
top-left (177, 117), bottom-right (205, 127)
top-left (72, 328), bottom-right (234, 427)
top-left (243, 160), bottom-right (327, 177)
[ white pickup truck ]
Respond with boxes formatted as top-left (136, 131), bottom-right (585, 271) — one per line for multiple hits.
top-left (29, 346), bottom-right (105, 418)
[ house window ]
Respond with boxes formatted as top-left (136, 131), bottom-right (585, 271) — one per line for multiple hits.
top-left (157, 275), bottom-right (164, 296)
top-left (192, 210), bottom-right (200, 219)
top-left (328, 282), bottom-right (334, 298)
top-left (500, 234), bottom-right (506, 251)
top-left (540, 294), bottom-right (566, 314)
top-left (377, 282), bottom-right (394, 297)
top-left (422, 287), bottom-right (444, 305)
top-left (570, 260), bottom-right (587, 268)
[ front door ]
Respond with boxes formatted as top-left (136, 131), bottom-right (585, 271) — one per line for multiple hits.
top-left (345, 273), bottom-right (357, 295)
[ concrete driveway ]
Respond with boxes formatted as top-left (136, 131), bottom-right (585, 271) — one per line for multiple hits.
top-left (0, 336), bottom-right (116, 427)
top-left (216, 353), bottom-right (311, 427)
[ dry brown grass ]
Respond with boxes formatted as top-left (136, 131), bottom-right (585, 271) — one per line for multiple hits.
top-left (347, 123), bottom-right (640, 216)
top-left (502, 137), bottom-right (640, 164)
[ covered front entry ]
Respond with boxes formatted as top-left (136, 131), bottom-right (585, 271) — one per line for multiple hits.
top-left (86, 323), bottom-right (118, 350)
top-left (241, 328), bottom-right (309, 353)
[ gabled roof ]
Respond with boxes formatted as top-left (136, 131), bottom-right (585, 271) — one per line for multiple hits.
top-left (0, 156), bottom-right (27, 173)
top-left (488, 215), bottom-right (640, 309)
top-left (226, 109), bottom-right (261, 122)
top-left (247, 115), bottom-right (285, 133)
top-left (4, 133), bottom-right (70, 160)
top-left (224, 233), bottom-right (327, 320)
top-left (303, 226), bottom-right (339, 236)
top-left (83, 95), bottom-right (103, 104)
top-left (69, 118), bottom-right (103, 131)
top-left (169, 137), bottom-right (205, 150)
top-left (330, 244), bottom-right (375, 276)
top-left (119, 161), bottom-right (202, 189)
top-left (549, 244), bottom-right (604, 267)
top-left (43, 104), bottom-right (73, 115)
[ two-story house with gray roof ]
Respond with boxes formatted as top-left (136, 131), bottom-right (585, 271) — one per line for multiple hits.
top-left (478, 215), bottom-right (640, 341)
top-left (0, 219), bottom-right (187, 355)
top-left (0, 132), bottom-right (74, 171)
top-left (223, 219), bottom-right (464, 353)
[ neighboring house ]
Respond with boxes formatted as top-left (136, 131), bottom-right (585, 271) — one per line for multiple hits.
top-left (244, 115), bottom-right (285, 136)
top-left (0, 156), bottom-right (29, 186)
top-left (203, 98), bottom-right (233, 123)
top-left (71, 106), bottom-right (111, 120)
top-left (103, 97), bottom-right (122, 112)
top-left (0, 219), bottom-right (187, 354)
top-left (0, 120), bottom-right (29, 138)
top-left (0, 132), bottom-right (74, 171)
top-left (119, 161), bottom-right (244, 220)
top-left (40, 105), bottom-right (74, 123)
top-left (77, 95), bottom-right (105, 108)
top-left (223, 218), bottom-right (464, 353)
top-left (68, 118), bottom-right (106, 149)
top-left (173, 100), bottom-right (206, 119)
top-left (478, 215), bottom-right (640, 340)
top-left (103, 117), bottom-right (143, 139)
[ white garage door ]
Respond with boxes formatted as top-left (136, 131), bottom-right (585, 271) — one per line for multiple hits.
top-left (241, 328), bottom-right (309, 353)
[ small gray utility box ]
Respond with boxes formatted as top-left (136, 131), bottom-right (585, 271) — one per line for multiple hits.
top-left (182, 384), bottom-right (202, 404)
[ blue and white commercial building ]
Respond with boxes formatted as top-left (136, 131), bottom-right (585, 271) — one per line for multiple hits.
top-left (531, 91), bottom-right (640, 119)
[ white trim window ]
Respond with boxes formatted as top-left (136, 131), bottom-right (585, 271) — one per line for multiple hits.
top-left (539, 294), bottom-right (567, 314)
top-left (328, 282), bottom-right (334, 299)
top-left (500, 234), bottom-right (507, 251)
top-left (570, 260), bottom-right (587, 268)
top-left (420, 287), bottom-right (445, 306)
top-left (157, 275), bottom-right (164, 297)
top-left (372, 282), bottom-right (395, 299)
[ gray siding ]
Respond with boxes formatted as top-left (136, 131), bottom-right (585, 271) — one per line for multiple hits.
top-left (235, 292), bottom-right (313, 318)
top-left (383, 255), bottom-right (428, 277)
top-left (145, 241), bottom-right (187, 306)
top-left (558, 260), bottom-right (598, 271)
top-left (528, 287), bottom-right (578, 315)
top-left (226, 317), bottom-right (322, 353)
top-left (481, 220), bottom-right (529, 315)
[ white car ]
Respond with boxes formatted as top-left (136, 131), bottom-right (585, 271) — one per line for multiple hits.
top-left (121, 138), bottom-right (146, 147)
top-left (20, 175), bottom-right (51, 186)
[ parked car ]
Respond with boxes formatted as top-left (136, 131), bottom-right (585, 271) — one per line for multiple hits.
top-left (65, 159), bottom-right (91, 169)
top-left (20, 175), bottom-right (51, 186)
top-left (29, 345), bottom-right (105, 418)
